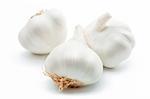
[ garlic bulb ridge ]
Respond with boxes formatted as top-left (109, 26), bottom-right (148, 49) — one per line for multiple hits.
top-left (44, 25), bottom-right (103, 90)
top-left (19, 9), bottom-right (67, 54)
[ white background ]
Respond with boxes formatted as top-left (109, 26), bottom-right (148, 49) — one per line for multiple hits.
top-left (0, 0), bottom-right (149, 98)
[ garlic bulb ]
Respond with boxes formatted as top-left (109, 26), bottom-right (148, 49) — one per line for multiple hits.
top-left (44, 26), bottom-right (103, 91)
top-left (84, 13), bottom-right (135, 68)
top-left (19, 9), bottom-right (67, 54)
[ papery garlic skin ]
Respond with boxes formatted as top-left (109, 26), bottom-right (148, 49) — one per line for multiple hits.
top-left (19, 9), bottom-right (67, 54)
top-left (85, 13), bottom-right (135, 68)
top-left (44, 26), bottom-right (103, 90)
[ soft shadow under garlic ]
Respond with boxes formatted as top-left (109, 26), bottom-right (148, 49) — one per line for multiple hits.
top-left (103, 60), bottom-right (132, 73)
top-left (62, 81), bottom-right (105, 94)
top-left (19, 51), bottom-right (48, 66)
top-left (44, 76), bottom-right (106, 94)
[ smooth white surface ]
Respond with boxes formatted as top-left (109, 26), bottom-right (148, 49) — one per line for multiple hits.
top-left (0, 0), bottom-right (149, 98)
top-left (18, 9), bottom-right (67, 54)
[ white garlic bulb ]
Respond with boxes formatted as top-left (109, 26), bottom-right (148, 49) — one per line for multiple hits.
top-left (19, 9), bottom-right (67, 54)
top-left (84, 13), bottom-right (135, 68)
top-left (44, 26), bottom-right (103, 91)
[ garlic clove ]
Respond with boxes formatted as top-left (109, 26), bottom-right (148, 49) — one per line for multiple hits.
top-left (19, 9), bottom-right (67, 54)
top-left (44, 25), bottom-right (103, 90)
top-left (85, 13), bottom-right (135, 68)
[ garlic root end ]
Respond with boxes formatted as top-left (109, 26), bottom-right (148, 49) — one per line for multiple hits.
top-left (44, 72), bottom-right (83, 91)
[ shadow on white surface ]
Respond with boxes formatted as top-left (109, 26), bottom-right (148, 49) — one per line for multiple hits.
top-left (103, 60), bottom-right (131, 73)
top-left (44, 76), bottom-right (107, 94)
top-left (18, 51), bottom-right (48, 66)
top-left (62, 80), bottom-right (105, 94)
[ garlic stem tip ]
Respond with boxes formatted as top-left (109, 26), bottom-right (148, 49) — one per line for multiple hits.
top-left (102, 12), bottom-right (112, 19)
top-left (96, 13), bottom-right (112, 32)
